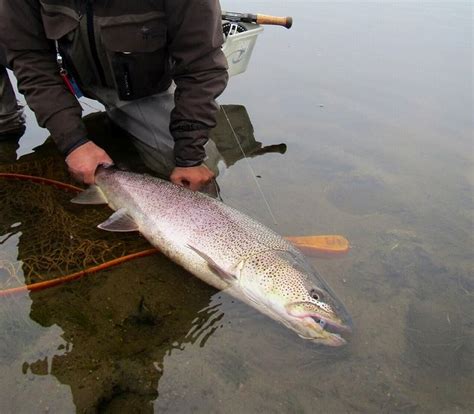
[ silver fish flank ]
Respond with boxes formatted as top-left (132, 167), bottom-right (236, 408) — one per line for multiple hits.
top-left (72, 167), bottom-right (352, 346)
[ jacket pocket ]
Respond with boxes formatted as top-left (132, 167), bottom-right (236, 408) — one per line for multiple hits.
top-left (100, 15), bottom-right (171, 100)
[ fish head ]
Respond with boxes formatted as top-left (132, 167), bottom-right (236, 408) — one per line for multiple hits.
top-left (238, 250), bottom-right (352, 346)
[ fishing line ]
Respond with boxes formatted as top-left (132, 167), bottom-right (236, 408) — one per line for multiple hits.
top-left (221, 105), bottom-right (278, 225)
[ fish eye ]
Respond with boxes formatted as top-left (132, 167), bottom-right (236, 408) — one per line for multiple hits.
top-left (309, 288), bottom-right (320, 300)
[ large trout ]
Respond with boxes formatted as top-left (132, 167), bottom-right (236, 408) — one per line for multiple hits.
top-left (73, 167), bottom-right (352, 346)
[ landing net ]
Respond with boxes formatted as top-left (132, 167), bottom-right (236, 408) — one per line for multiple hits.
top-left (0, 142), bottom-right (150, 291)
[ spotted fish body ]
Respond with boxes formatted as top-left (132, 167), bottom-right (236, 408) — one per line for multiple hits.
top-left (90, 167), bottom-right (352, 345)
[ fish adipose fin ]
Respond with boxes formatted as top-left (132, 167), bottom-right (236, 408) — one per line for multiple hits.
top-left (98, 208), bottom-right (139, 232)
top-left (187, 244), bottom-right (237, 281)
top-left (285, 235), bottom-right (350, 256)
top-left (71, 185), bottom-right (108, 205)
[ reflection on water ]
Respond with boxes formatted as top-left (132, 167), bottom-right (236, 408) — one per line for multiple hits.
top-left (0, 105), bottom-right (288, 412)
top-left (1, 1), bottom-right (473, 413)
top-left (24, 257), bottom-right (222, 412)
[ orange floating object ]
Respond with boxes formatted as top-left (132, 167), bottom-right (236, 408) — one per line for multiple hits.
top-left (285, 235), bottom-right (350, 256)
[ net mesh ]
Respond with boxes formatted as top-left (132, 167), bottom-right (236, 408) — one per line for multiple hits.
top-left (0, 140), bottom-right (150, 289)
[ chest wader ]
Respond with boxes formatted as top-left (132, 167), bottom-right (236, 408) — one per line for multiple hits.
top-left (43, 2), bottom-right (219, 177)
top-left (0, 59), bottom-right (25, 141)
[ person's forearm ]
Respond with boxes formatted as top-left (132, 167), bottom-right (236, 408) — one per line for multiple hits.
top-left (0, 0), bottom-right (87, 154)
top-left (7, 49), bottom-right (88, 154)
top-left (167, 0), bottom-right (229, 166)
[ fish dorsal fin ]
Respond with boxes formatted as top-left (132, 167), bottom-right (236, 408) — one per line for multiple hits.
top-left (71, 185), bottom-right (108, 205)
top-left (98, 208), bottom-right (139, 232)
top-left (187, 244), bottom-right (237, 281)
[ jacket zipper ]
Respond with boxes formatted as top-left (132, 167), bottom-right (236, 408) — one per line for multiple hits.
top-left (86, 0), bottom-right (106, 86)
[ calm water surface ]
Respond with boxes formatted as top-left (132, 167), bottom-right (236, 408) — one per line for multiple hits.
top-left (0, 1), bottom-right (472, 413)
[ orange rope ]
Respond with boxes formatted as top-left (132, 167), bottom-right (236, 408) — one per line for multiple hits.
top-left (0, 249), bottom-right (159, 297)
top-left (0, 172), bottom-right (159, 296)
top-left (0, 172), bottom-right (83, 193)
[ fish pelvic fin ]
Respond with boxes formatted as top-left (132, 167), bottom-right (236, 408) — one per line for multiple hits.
top-left (187, 244), bottom-right (237, 282)
top-left (71, 185), bottom-right (108, 205)
top-left (98, 208), bottom-right (139, 232)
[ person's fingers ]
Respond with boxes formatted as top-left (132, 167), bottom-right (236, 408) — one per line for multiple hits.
top-left (83, 169), bottom-right (96, 185)
top-left (101, 153), bottom-right (114, 165)
top-left (188, 180), bottom-right (201, 191)
top-left (178, 178), bottom-right (189, 188)
top-left (175, 176), bottom-right (199, 190)
top-left (170, 165), bottom-right (215, 191)
top-left (170, 172), bottom-right (181, 186)
top-left (68, 165), bottom-right (93, 184)
top-left (65, 142), bottom-right (114, 184)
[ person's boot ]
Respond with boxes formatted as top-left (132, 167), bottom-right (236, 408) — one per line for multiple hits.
top-left (0, 65), bottom-right (25, 142)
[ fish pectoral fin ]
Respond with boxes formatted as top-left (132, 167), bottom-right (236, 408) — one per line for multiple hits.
top-left (285, 235), bottom-right (350, 257)
top-left (186, 244), bottom-right (237, 281)
top-left (71, 185), bottom-right (108, 205)
top-left (98, 208), bottom-right (139, 232)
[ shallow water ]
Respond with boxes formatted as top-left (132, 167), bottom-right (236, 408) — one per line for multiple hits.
top-left (1, 1), bottom-right (473, 413)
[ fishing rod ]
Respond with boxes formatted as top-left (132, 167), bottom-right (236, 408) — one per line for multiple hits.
top-left (222, 11), bottom-right (293, 29)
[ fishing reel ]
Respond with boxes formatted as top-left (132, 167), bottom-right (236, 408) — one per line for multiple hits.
top-left (222, 21), bottom-right (247, 40)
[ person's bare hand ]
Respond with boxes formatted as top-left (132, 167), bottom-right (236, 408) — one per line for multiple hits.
top-left (65, 141), bottom-right (113, 184)
top-left (170, 164), bottom-right (215, 191)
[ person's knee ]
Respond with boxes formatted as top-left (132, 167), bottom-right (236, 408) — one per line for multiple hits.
top-left (0, 67), bottom-right (25, 140)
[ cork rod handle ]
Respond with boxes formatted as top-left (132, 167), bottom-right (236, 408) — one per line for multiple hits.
top-left (256, 14), bottom-right (293, 29)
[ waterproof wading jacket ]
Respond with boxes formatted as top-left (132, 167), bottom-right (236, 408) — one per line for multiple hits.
top-left (0, 0), bottom-right (229, 166)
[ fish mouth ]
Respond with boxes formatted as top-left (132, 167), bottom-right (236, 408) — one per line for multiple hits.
top-left (285, 303), bottom-right (353, 347)
top-left (301, 315), bottom-right (352, 347)
top-left (310, 313), bottom-right (352, 336)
